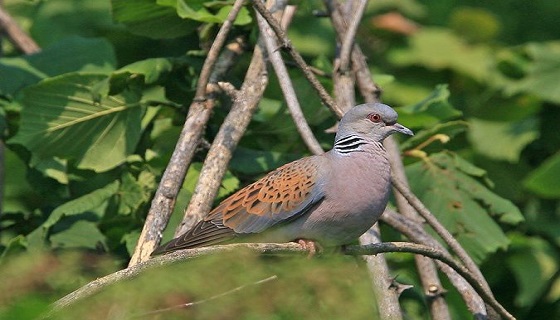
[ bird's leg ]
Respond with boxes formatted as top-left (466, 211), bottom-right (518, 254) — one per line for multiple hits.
top-left (296, 239), bottom-right (322, 257)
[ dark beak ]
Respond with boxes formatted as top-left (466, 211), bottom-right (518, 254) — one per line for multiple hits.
top-left (391, 123), bottom-right (414, 136)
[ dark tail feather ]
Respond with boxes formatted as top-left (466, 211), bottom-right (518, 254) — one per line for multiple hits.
top-left (151, 220), bottom-right (236, 256)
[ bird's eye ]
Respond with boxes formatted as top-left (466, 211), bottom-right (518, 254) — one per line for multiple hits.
top-left (367, 113), bottom-right (381, 122)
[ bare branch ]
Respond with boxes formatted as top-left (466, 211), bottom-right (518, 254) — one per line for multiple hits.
top-left (174, 40), bottom-right (269, 237)
top-left (49, 242), bottom-right (514, 320)
top-left (256, 6), bottom-right (324, 155)
top-left (129, 0), bottom-right (247, 266)
top-left (337, 0), bottom-right (367, 73)
top-left (0, 6), bottom-right (40, 54)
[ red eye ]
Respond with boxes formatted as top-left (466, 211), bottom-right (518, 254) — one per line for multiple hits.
top-left (367, 113), bottom-right (381, 122)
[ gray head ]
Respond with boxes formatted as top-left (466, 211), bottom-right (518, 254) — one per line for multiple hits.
top-left (335, 103), bottom-right (413, 142)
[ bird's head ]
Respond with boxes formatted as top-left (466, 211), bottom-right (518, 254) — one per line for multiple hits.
top-left (336, 103), bottom-right (413, 142)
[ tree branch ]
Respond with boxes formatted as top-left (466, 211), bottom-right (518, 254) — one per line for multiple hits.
top-left (48, 242), bottom-right (514, 320)
top-left (173, 24), bottom-right (273, 237)
top-left (0, 6), bottom-right (40, 54)
top-left (129, 0), bottom-right (247, 266)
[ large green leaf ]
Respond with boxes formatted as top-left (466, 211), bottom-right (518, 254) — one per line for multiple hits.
top-left (406, 151), bottom-right (524, 263)
top-left (524, 152), bottom-right (560, 198)
top-left (0, 37), bottom-right (116, 96)
top-left (10, 73), bottom-right (145, 172)
top-left (168, 0), bottom-right (251, 25)
top-left (468, 117), bottom-right (539, 162)
top-left (112, 0), bottom-right (198, 39)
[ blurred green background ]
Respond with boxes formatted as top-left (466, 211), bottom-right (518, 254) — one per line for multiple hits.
top-left (1, 0), bottom-right (559, 319)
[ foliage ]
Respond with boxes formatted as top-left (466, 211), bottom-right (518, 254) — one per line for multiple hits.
top-left (1, 0), bottom-right (559, 319)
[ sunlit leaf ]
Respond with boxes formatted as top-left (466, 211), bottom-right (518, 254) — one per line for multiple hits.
top-left (10, 73), bottom-right (145, 172)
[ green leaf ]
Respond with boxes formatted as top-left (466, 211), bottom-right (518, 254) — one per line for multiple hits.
top-left (524, 152), bottom-right (560, 198)
top-left (504, 42), bottom-right (560, 103)
top-left (507, 234), bottom-right (559, 308)
top-left (165, 0), bottom-right (252, 25)
top-left (122, 231), bottom-right (141, 256)
top-left (112, 0), bottom-right (198, 39)
top-left (117, 171), bottom-right (156, 215)
top-left (397, 85), bottom-right (462, 128)
top-left (0, 37), bottom-right (116, 96)
top-left (389, 27), bottom-right (492, 82)
top-left (43, 181), bottom-right (120, 231)
top-left (50, 220), bottom-right (106, 250)
top-left (468, 117), bottom-right (539, 162)
top-left (230, 148), bottom-right (299, 175)
top-left (10, 73), bottom-right (145, 172)
top-left (406, 152), bottom-right (524, 263)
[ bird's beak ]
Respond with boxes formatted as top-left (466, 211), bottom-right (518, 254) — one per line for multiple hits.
top-left (391, 123), bottom-right (414, 136)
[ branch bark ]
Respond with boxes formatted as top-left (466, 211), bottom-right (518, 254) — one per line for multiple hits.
top-left (174, 34), bottom-right (270, 237)
top-left (0, 6), bottom-right (40, 54)
top-left (48, 242), bottom-right (514, 320)
top-left (129, 0), bottom-right (247, 266)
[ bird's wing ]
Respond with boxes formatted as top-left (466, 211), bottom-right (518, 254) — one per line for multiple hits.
top-left (152, 156), bottom-right (326, 254)
top-left (207, 156), bottom-right (325, 233)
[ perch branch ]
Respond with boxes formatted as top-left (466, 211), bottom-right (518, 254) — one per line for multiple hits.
top-left (129, 0), bottom-right (246, 266)
top-left (48, 242), bottom-right (514, 320)
top-left (256, 6), bottom-right (324, 155)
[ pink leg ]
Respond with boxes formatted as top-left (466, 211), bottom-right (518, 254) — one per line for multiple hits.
top-left (296, 239), bottom-right (322, 257)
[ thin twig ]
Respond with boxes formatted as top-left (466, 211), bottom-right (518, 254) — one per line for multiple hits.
top-left (134, 275), bottom-right (278, 318)
top-left (337, 0), bottom-right (367, 73)
top-left (251, 0), bottom-right (343, 118)
top-left (129, 0), bottom-right (247, 266)
top-left (256, 6), bottom-right (324, 155)
top-left (0, 6), bottom-right (40, 54)
top-left (48, 242), bottom-right (514, 320)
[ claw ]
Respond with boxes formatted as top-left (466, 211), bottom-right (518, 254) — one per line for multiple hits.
top-left (296, 239), bottom-right (322, 257)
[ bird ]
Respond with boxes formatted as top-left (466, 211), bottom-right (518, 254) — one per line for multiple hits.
top-left (152, 102), bottom-right (413, 255)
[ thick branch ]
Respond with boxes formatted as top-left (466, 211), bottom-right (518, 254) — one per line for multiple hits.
top-left (49, 242), bottom-right (514, 320)
top-left (174, 39), bottom-right (269, 237)
top-left (129, 0), bottom-right (246, 266)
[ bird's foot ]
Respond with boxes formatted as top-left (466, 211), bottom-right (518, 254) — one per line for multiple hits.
top-left (296, 239), bottom-right (322, 257)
